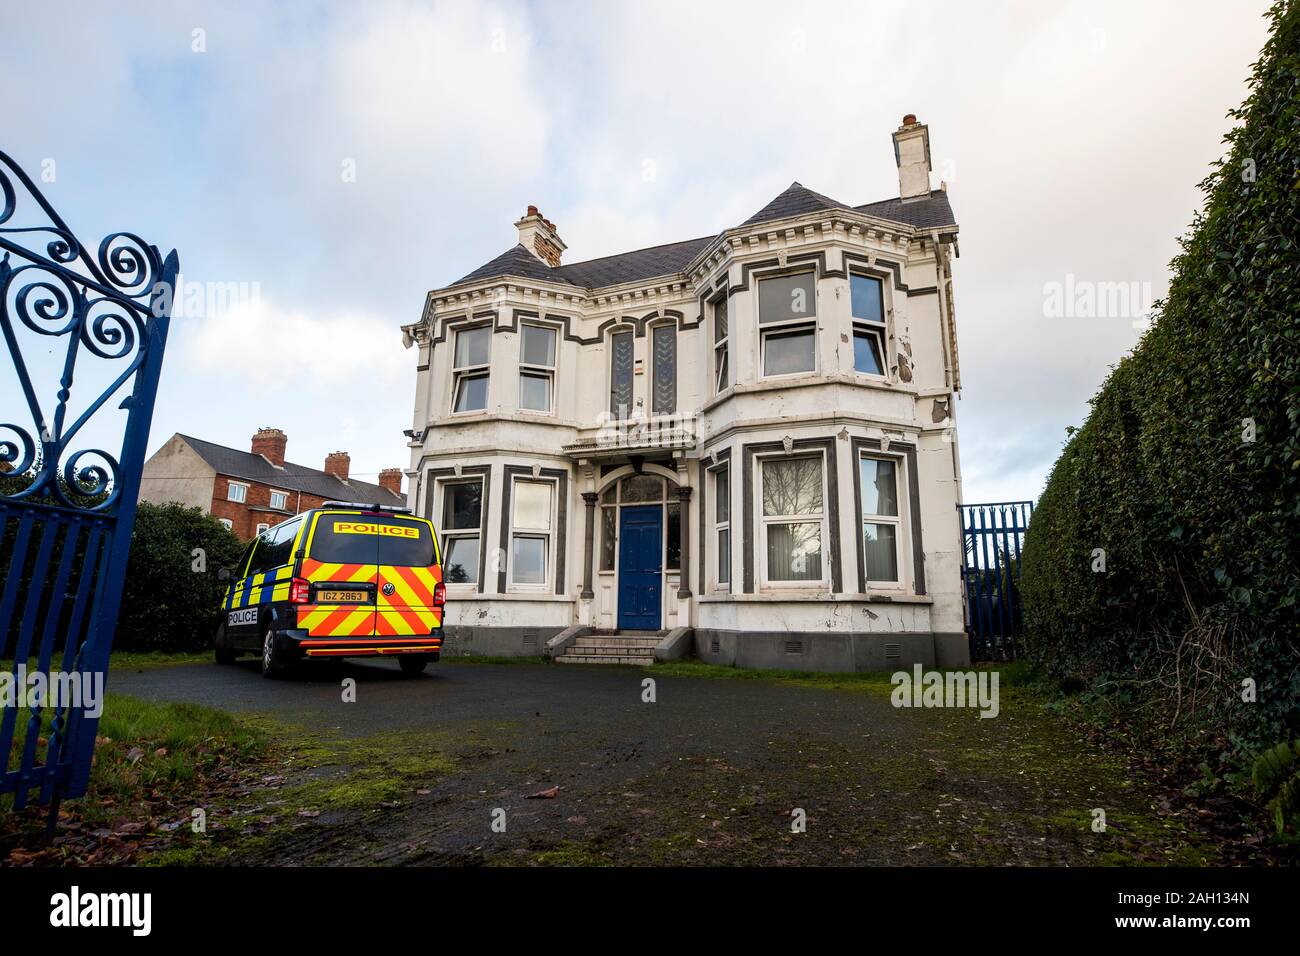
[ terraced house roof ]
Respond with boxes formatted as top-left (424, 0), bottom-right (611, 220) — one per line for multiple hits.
top-left (179, 434), bottom-right (401, 503)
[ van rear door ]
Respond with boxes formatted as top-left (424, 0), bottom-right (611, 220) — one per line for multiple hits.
top-left (296, 512), bottom-right (380, 638)
top-left (372, 515), bottom-right (443, 637)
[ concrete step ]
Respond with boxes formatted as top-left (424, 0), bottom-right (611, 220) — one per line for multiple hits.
top-left (557, 654), bottom-right (654, 665)
top-left (572, 636), bottom-right (661, 648)
top-left (563, 645), bottom-right (656, 657)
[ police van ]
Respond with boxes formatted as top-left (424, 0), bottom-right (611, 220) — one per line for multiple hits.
top-left (216, 502), bottom-right (445, 677)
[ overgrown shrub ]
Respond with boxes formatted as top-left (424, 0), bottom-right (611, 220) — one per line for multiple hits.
top-left (114, 502), bottom-right (245, 653)
top-left (1020, 2), bottom-right (1300, 761)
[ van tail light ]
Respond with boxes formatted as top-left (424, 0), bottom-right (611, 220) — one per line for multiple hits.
top-left (433, 582), bottom-right (446, 607)
top-left (289, 577), bottom-right (311, 604)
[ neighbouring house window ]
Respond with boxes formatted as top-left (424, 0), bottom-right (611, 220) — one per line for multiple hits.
top-left (851, 274), bottom-right (887, 376)
top-left (519, 323), bottom-right (556, 413)
top-left (759, 273), bottom-right (817, 376)
top-left (441, 479), bottom-right (483, 586)
top-left (269, 490), bottom-right (288, 511)
top-left (510, 479), bottom-right (552, 587)
top-left (609, 330), bottom-right (634, 420)
top-left (219, 518), bottom-right (233, 531)
top-left (714, 466), bottom-right (730, 586)
top-left (452, 325), bottom-right (491, 413)
top-left (761, 456), bottom-right (825, 584)
top-left (651, 324), bottom-right (676, 415)
top-left (227, 481), bottom-right (248, 503)
top-left (713, 296), bottom-right (730, 393)
top-left (860, 455), bottom-right (902, 584)
top-left (256, 522), bottom-right (270, 536)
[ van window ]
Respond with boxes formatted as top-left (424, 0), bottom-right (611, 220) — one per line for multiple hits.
top-left (309, 513), bottom-right (435, 567)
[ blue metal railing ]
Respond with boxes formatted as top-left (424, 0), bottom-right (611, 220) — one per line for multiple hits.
top-left (958, 500), bottom-right (1033, 661)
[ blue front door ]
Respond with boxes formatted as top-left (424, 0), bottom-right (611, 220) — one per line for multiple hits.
top-left (618, 505), bottom-right (662, 630)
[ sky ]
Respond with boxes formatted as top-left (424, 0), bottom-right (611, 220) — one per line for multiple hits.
top-left (0, 0), bottom-right (1275, 504)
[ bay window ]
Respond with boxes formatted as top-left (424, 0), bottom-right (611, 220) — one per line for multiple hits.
top-left (759, 273), bottom-right (817, 376)
top-left (440, 479), bottom-right (483, 586)
top-left (851, 273), bottom-right (887, 376)
top-left (760, 456), bottom-right (825, 584)
top-left (509, 478), bottom-right (553, 587)
top-left (860, 455), bottom-right (902, 584)
top-left (714, 466), bottom-right (730, 587)
top-left (452, 325), bottom-right (491, 413)
top-left (519, 322), bottom-right (556, 413)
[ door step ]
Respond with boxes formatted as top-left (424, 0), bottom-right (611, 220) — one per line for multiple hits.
top-left (556, 632), bottom-right (660, 665)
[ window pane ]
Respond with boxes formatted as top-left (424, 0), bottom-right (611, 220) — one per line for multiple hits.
top-left (610, 331), bottom-right (633, 418)
top-left (513, 481), bottom-right (551, 530)
top-left (714, 469), bottom-right (729, 523)
top-left (666, 503), bottom-right (680, 571)
top-left (600, 507), bottom-right (616, 571)
top-left (444, 535), bottom-right (480, 585)
top-left (620, 474), bottom-right (662, 502)
top-left (766, 522), bottom-right (822, 581)
top-left (864, 523), bottom-right (899, 582)
top-left (715, 348), bottom-right (729, 392)
top-left (763, 458), bottom-right (823, 516)
top-left (717, 528), bottom-right (730, 584)
top-left (521, 324), bottom-right (556, 367)
top-left (860, 458), bottom-right (899, 517)
top-left (714, 296), bottom-right (728, 342)
top-left (763, 326), bottom-right (815, 375)
top-left (758, 273), bottom-right (816, 323)
top-left (442, 481), bottom-right (482, 531)
top-left (520, 371), bottom-right (551, 411)
top-left (455, 326), bottom-right (490, 368)
top-left (850, 274), bottom-right (884, 324)
top-left (652, 325), bottom-right (676, 415)
top-left (454, 372), bottom-right (488, 411)
top-left (854, 328), bottom-right (885, 375)
top-left (600, 485), bottom-right (616, 505)
top-left (511, 536), bottom-right (547, 585)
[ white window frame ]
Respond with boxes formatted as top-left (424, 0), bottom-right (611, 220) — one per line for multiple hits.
top-left (850, 271), bottom-right (889, 379)
top-left (712, 294), bottom-right (730, 394)
top-left (860, 452), bottom-right (907, 589)
top-left (451, 324), bottom-right (491, 414)
top-left (712, 464), bottom-right (730, 591)
top-left (758, 272), bottom-right (818, 379)
top-left (758, 452), bottom-right (829, 590)
top-left (439, 477), bottom-right (485, 591)
top-left (218, 518), bottom-right (233, 531)
top-left (518, 321), bottom-right (557, 414)
top-left (255, 522), bottom-right (270, 536)
top-left (269, 489), bottom-right (289, 511)
top-left (227, 481), bottom-right (248, 503)
top-left (508, 476), bottom-right (555, 592)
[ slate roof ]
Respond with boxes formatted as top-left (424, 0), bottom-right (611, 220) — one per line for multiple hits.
top-left (449, 182), bottom-right (957, 293)
top-left (178, 434), bottom-right (402, 504)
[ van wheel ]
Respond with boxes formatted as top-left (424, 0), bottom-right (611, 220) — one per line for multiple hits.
top-left (261, 629), bottom-right (287, 679)
top-left (398, 655), bottom-right (429, 676)
top-left (215, 625), bottom-right (238, 665)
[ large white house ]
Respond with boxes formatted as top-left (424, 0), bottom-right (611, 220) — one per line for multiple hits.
top-left (400, 115), bottom-right (968, 670)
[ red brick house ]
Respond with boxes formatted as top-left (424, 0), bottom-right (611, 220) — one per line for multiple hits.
top-left (139, 428), bottom-right (404, 539)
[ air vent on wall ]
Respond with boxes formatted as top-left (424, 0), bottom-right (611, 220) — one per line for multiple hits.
top-left (710, 639), bottom-right (720, 654)
top-left (785, 640), bottom-right (803, 655)
top-left (885, 643), bottom-right (901, 662)
top-left (522, 629), bottom-right (539, 647)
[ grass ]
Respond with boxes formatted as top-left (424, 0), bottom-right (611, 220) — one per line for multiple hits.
top-left (650, 657), bottom-right (1037, 691)
top-left (108, 650), bottom-right (211, 671)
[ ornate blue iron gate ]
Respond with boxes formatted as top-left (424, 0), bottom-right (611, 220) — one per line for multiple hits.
top-left (958, 501), bottom-right (1033, 661)
top-left (0, 151), bottom-right (177, 815)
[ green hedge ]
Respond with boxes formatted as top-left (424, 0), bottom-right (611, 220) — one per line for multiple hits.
top-left (114, 502), bottom-right (246, 653)
top-left (1020, 1), bottom-right (1300, 756)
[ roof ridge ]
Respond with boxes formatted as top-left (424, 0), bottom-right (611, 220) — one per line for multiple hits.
top-left (558, 233), bottom-right (718, 271)
top-left (177, 433), bottom-right (390, 491)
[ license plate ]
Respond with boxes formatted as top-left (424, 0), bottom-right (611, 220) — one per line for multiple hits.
top-left (318, 590), bottom-right (370, 604)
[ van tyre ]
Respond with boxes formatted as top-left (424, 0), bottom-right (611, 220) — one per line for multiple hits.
top-left (398, 655), bottom-right (429, 676)
top-left (215, 625), bottom-right (237, 665)
top-left (261, 628), bottom-right (288, 679)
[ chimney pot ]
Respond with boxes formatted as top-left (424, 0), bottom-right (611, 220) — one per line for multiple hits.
top-left (514, 205), bottom-right (566, 267)
top-left (378, 468), bottom-right (403, 496)
top-left (250, 427), bottom-right (287, 468)
top-left (903, 113), bottom-right (917, 126)
top-left (323, 451), bottom-right (351, 482)
top-left (527, 204), bottom-right (539, 216)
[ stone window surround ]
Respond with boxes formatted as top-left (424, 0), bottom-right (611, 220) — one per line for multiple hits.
top-left (518, 319), bottom-right (560, 415)
top-left (850, 436), bottom-right (926, 596)
top-left (755, 450), bottom-right (831, 590)
top-left (422, 465), bottom-right (492, 593)
top-left (498, 465), bottom-right (569, 596)
top-left (448, 319), bottom-right (494, 416)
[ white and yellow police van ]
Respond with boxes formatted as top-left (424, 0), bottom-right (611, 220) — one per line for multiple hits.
top-left (216, 502), bottom-right (445, 677)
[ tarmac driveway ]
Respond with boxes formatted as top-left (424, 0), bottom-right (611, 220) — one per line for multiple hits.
top-left (107, 658), bottom-right (1221, 866)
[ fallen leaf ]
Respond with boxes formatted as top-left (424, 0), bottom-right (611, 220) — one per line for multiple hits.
top-left (527, 786), bottom-right (560, 799)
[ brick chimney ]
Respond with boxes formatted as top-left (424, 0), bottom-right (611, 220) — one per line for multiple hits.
top-left (323, 451), bottom-right (350, 481)
top-left (514, 205), bottom-right (566, 267)
top-left (251, 427), bottom-right (287, 467)
top-left (892, 114), bottom-right (933, 202)
top-left (378, 468), bottom-right (403, 496)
